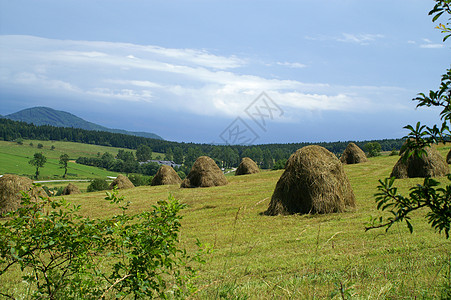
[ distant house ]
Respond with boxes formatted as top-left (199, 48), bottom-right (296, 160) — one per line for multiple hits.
top-left (139, 160), bottom-right (181, 168)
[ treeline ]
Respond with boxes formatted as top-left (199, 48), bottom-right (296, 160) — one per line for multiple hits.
top-left (0, 118), bottom-right (404, 170)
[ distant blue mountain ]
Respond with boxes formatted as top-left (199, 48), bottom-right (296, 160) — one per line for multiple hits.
top-left (4, 107), bottom-right (163, 140)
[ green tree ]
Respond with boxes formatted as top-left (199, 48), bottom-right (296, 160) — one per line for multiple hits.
top-left (366, 1), bottom-right (451, 238)
top-left (136, 144), bottom-right (152, 162)
top-left (165, 147), bottom-right (174, 161)
top-left (59, 154), bottom-right (70, 178)
top-left (364, 142), bottom-right (381, 157)
top-left (29, 152), bottom-right (47, 179)
top-left (37, 143), bottom-right (43, 149)
top-left (87, 178), bottom-right (109, 192)
top-left (272, 159), bottom-right (287, 170)
top-left (262, 149), bottom-right (274, 169)
top-left (101, 152), bottom-right (115, 169)
top-left (0, 188), bottom-right (205, 299)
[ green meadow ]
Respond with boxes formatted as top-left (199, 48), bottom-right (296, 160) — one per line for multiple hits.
top-left (0, 140), bottom-right (164, 180)
top-left (2, 145), bottom-right (449, 298)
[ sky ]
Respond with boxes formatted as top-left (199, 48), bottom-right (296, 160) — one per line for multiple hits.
top-left (0, 0), bottom-right (449, 144)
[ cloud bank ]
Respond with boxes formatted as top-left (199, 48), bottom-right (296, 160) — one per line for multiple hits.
top-left (0, 35), bottom-right (411, 122)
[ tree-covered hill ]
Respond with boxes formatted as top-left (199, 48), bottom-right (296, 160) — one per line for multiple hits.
top-left (0, 118), bottom-right (404, 170)
top-left (4, 106), bottom-right (163, 140)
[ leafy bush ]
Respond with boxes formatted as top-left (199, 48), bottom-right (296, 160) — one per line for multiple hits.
top-left (389, 148), bottom-right (399, 156)
top-left (87, 178), bottom-right (109, 192)
top-left (127, 174), bottom-right (151, 186)
top-left (0, 187), bottom-right (206, 299)
top-left (272, 159), bottom-right (287, 170)
top-left (364, 142), bottom-right (381, 157)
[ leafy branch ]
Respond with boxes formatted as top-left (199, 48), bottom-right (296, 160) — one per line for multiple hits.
top-left (367, 1), bottom-right (451, 238)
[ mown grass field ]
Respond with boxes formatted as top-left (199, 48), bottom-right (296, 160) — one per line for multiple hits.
top-left (0, 140), bottom-right (164, 180)
top-left (3, 145), bottom-right (448, 298)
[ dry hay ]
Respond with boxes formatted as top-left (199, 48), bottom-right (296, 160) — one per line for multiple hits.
top-left (265, 145), bottom-right (356, 216)
top-left (151, 165), bottom-right (182, 186)
top-left (109, 174), bottom-right (135, 189)
top-left (181, 156), bottom-right (228, 188)
top-left (447, 149), bottom-right (451, 164)
top-left (340, 142), bottom-right (367, 164)
top-left (62, 183), bottom-right (81, 195)
top-left (0, 174), bottom-right (45, 215)
top-left (390, 145), bottom-right (448, 179)
top-left (235, 157), bottom-right (260, 176)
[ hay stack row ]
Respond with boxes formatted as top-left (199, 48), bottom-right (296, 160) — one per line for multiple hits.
top-left (2, 143), bottom-right (448, 218)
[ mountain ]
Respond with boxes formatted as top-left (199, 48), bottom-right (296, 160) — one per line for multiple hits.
top-left (4, 107), bottom-right (163, 140)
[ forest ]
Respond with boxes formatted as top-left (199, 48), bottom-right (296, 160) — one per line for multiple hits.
top-left (0, 118), bottom-right (404, 173)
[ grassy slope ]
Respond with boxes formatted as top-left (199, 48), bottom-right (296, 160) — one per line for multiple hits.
top-left (30, 146), bottom-right (450, 299)
top-left (0, 140), bottom-right (165, 179)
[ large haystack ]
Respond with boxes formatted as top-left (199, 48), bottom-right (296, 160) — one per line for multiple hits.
top-left (0, 174), bottom-right (44, 214)
top-left (181, 156), bottom-right (228, 188)
top-left (340, 142), bottom-right (367, 164)
top-left (235, 157), bottom-right (259, 176)
top-left (151, 165), bottom-right (182, 186)
top-left (447, 149), bottom-right (451, 164)
top-left (109, 174), bottom-right (135, 189)
top-left (62, 183), bottom-right (81, 195)
top-left (265, 145), bottom-right (356, 215)
top-left (390, 145), bottom-right (448, 178)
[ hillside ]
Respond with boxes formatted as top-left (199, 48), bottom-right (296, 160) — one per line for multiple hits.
top-left (4, 106), bottom-right (163, 140)
top-left (1, 146), bottom-right (449, 298)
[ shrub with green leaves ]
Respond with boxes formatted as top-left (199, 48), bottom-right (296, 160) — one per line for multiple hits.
top-left (127, 173), bottom-right (151, 186)
top-left (272, 159), bottom-right (287, 170)
top-left (86, 178), bottom-right (109, 192)
top-left (0, 187), bottom-right (206, 299)
top-left (364, 142), bottom-right (381, 157)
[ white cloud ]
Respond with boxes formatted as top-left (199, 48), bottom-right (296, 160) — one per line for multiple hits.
top-left (276, 61), bottom-right (307, 68)
top-left (420, 43), bottom-right (444, 49)
top-left (0, 35), bottom-right (410, 121)
top-left (305, 33), bottom-right (384, 45)
top-left (337, 33), bottom-right (384, 45)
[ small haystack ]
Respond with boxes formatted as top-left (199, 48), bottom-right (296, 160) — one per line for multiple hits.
top-left (151, 165), bottom-right (182, 186)
top-left (62, 183), bottom-right (81, 195)
top-left (447, 149), bottom-right (451, 164)
top-left (265, 145), bottom-right (356, 216)
top-left (391, 145), bottom-right (448, 178)
top-left (340, 142), bottom-right (367, 164)
top-left (0, 174), bottom-right (44, 214)
top-left (235, 157), bottom-right (259, 176)
top-left (181, 156), bottom-right (228, 188)
top-left (109, 174), bottom-right (135, 189)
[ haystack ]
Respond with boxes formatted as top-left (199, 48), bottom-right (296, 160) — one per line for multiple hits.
top-left (62, 183), bottom-right (81, 195)
top-left (109, 174), bottom-right (135, 189)
top-left (235, 157), bottom-right (259, 176)
top-left (340, 142), bottom-right (367, 164)
top-left (265, 145), bottom-right (356, 215)
top-left (447, 149), bottom-right (451, 164)
top-left (0, 174), bottom-right (44, 214)
top-left (181, 156), bottom-right (228, 188)
top-left (390, 145), bottom-right (448, 178)
top-left (151, 165), bottom-right (182, 186)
